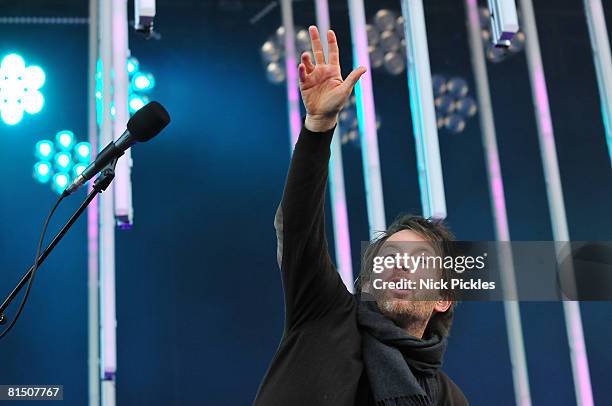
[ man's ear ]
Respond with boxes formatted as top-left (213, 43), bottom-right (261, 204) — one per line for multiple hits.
top-left (434, 299), bottom-right (452, 313)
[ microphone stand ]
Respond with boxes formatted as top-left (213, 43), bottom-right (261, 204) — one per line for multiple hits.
top-left (0, 158), bottom-right (118, 326)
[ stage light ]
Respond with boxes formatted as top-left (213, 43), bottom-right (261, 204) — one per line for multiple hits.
top-left (54, 152), bottom-right (72, 171)
top-left (56, 130), bottom-right (75, 150)
top-left (383, 52), bottom-right (405, 76)
top-left (366, 9), bottom-right (408, 76)
top-left (127, 57), bottom-right (140, 74)
top-left (23, 66), bottom-right (46, 89)
top-left (0, 53), bottom-right (46, 125)
top-left (368, 46), bottom-right (385, 69)
top-left (23, 90), bottom-right (45, 114)
top-left (445, 114), bottom-right (466, 134)
top-left (75, 142), bottom-right (91, 162)
top-left (433, 74), bottom-right (478, 134)
top-left (435, 95), bottom-right (455, 116)
top-left (486, 44), bottom-right (507, 63)
top-left (0, 53), bottom-right (25, 77)
top-left (509, 31), bottom-right (526, 53)
top-left (455, 97), bottom-right (478, 118)
top-left (446, 77), bottom-right (469, 98)
top-left (295, 29), bottom-right (312, 54)
top-left (432, 75), bottom-right (447, 97)
top-left (35, 140), bottom-right (54, 160)
top-left (127, 56), bottom-right (156, 116)
top-left (380, 30), bottom-right (401, 53)
top-left (128, 94), bottom-right (148, 114)
top-left (373, 9), bottom-right (397, 32)
top-left (33, 131), bottom-right (91, 194)
top-left (33, 161), bottom-right (52, 183)
top-left (131, 72), bottom-right (155, 92)
top-left (274, 26), bottom-right (286, 44)
top-left (259, 26), bottom-right (315, 85)
top-left (73, 163), bottom-right (87, 177)
top-left (0, 106), bottom-right (24, 126)
top-left (52, 172), bottom-right (70, 194)
top-left (266, 62), bottom-right (285, 84)
top-left (261, 40), bottom-right (281, 63)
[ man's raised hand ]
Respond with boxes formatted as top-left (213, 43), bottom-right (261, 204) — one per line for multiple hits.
top-left (299, 26), bottom-right (367, 132)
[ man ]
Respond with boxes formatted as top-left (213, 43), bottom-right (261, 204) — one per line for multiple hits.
top-left (254, 26), bottom-right (467, 406)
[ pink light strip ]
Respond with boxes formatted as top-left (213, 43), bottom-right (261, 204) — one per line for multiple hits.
top-left (347, 0), bottom-right (387, 238)
top-left (315, 0), bottom-right (354, 291)
top-left (465, 1), bottom-right (532, 404)
top-left (112, 0), bottom-right (133, 228)
top-left (519, 0), bottom-right (593, 404)
top-left (99, 0), bottom-right (117, 380)
top-left (87, 0), bottom-right (100, 402)
top-left (280, 0), bottom-right (302, 150)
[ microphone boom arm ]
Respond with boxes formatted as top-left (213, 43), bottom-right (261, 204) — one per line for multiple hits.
top-left (0, 158), bottom-right (119, 326)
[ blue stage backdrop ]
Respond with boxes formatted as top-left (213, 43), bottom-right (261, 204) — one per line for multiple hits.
top-left (0, 0), bottom-right (611, 405)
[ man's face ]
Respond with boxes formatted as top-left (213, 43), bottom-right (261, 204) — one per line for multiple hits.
top-left (369, 229), bottom-right (451, 336)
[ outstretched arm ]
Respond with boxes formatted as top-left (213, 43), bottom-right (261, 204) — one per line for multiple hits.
top-left (276, 27), bottom-right (366, 332)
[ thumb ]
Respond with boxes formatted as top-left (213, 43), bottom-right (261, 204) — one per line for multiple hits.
top-left (343, 66), bottom-right (367, 92)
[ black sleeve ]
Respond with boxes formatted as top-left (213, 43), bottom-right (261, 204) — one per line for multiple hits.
top-left (274, 123), bottom-right (353, 332)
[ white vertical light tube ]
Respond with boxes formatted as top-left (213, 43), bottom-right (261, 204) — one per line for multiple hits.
top-left (347, 0), bottom-right (387, 238)
top-left (315, 0), bottom-right (354, 291)
top-left (519, 1), bottom-right (594, 405)
top-left (583, 0), bottom-right (612, 169)
top-left (113, 0), bottom-right (133, 228)
top-left (88, 0), bottom-right (100, 405)
top-left (99, 0), bottom-right (117, 404)
top-left (464, 1), bottom-right (532, 404)
top-left (280, 0), bottom-right (302, 149)
top-left (400, 0), bottom-right (447, 219)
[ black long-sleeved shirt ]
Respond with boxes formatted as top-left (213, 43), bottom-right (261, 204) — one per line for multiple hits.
top-left (254, 125), bottom-right (466, 406)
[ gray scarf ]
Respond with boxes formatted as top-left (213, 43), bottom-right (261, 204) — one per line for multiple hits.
top-left (357, 297), bottom-right (447, 406)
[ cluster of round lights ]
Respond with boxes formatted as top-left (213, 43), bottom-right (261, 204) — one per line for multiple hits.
top-left (33, 131), bottom-right (91, 194)
top-left (432, 75), bottom-right (478, 134)
top-left (261, 26), bottom-right (314, 85)
top-left (0, 53), bottom-right (45, 125)
top-left (479, 7), bottom-right (526, 63)
top-left (367, 9), bottom-right (407, 76)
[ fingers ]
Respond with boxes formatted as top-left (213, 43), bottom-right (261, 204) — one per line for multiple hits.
top-left (343, 66), bottom-right (367, 93)
top-left (308, 25), bottom-right (326, 65)
top-left (327, 30), bottom-right (340, 66)
top-left (301, 52), bottom-right (315, 74)
top-left (298, 63), bottom-right (307, 83)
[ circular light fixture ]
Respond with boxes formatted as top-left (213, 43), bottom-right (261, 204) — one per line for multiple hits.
top-left (128, 94), bottom-right (149, 114)
top-left (33, 161), bottom-right (52, 183)
top-left (35, 140), bottom-right (55, 160)
top-left (52, 172), bottom-right (70, 194)
top-left (131, 72), bottom-right (155, 92)
top-left (127, 56), bottom-right (140, 74)
top-left (0, 53), bottom-right (46, 125)
top-left (56, 130), bottom-right (75, 150)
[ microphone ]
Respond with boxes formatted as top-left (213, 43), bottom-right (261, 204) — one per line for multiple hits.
top-left (64, 101), bottom-right (170, 195)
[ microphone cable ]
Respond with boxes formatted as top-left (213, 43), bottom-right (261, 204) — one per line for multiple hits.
top-left (0, 192), bottom-right (67, 340)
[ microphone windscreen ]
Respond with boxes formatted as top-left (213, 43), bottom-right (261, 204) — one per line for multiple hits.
top-left (127, 101), bottom-right (171, 142)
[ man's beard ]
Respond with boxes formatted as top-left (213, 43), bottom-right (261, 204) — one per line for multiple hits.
top-left (371, 286), bottom-right (437, 337)
top-left (379, 298), bottom-right (432, 327)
